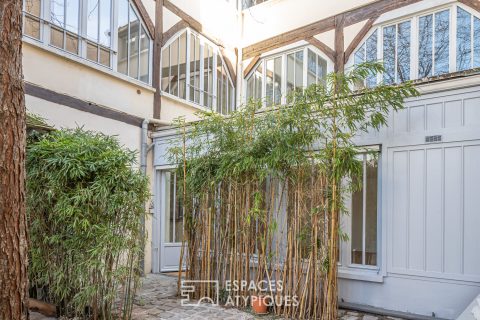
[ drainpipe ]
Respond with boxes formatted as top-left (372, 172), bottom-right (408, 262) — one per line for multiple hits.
top-left (140, 118), bottom-right (171, 274)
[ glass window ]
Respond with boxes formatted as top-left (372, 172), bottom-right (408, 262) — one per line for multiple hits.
top-left (354, 30), bottom-right (378, 86)
top-left (49, 0), bottom-right (80, 54)
top-left (457, 7), bottom-right (471, 71)
top-left (383, 26), bottom-right (396, 85)
top-left (246, 61), bottom-right (263, 101)
top-left (418, 14), bottom-right (433, 78)
top-left (161, 30), bottom-right (235, 113)
top-left (266, 57), bottom-right (282, 106)
top-left (117, 0), bottom-right (129, 74)
top-left (474, 17), bottom-right (480, 68)
top-left (418, 10), bottom-right (450, 77)
top-left (286, 50), bottom-right (304, 93)
top-left (139, 26), bottom-right (150, 82)
top-left (307, 49), bottom-right (327, 87)
top-left (397, 21), bottom-right (411, 82)
top-left (164, 171), bottom-right (183, 243)
top-left (351, 152), bottom-right (378, 266)
top-left (86, 0), bottom-right (112, 67)
top-left (435, 10), bottom-right (450, 75)
top-left (128, 5), bottom-right (139, 79)
top-left (24, 0), bottom-right (41, 39)
top-left (116, 0), bottom-right (152, 83)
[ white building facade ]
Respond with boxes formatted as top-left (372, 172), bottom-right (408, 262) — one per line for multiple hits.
top-left (23, 0), bottom-right (480, 318)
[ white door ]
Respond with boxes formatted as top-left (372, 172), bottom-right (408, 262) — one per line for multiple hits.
top-left (157, 170), bottom-right (185, 272)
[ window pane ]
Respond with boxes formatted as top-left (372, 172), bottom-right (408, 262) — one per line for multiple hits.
top-left (189, 35), bottom-right (196, 101)
top-left (178, 32), bottom-right (187, 99)
top-left (366, 30), bottom-right (378, 86)
top-left (383, 25), bottom-right (395, 85)
top-left (65, 0), bottom-right (79, 33)
top-left (286, 53), bottom-right (295, 93)
top-left (128, 5), bottom-right (139, 79)
top-left (117, 0), bottom-right (129, 75)
top-left (174, 174), bottom-right (183, 242)
top-left (266, 59), bottom-right (274, 106)
top-left (170, 38), bottom-right (179, 96)
top-left (317, 56), bottom-right (327, 83)
top-left (195, 39), bottom-right (201, 103)
top-left (217, 58), bottom-right (222, 112)
top-left (397, 21), bottom-right (411, 82)
top-left (434, 9), bottom-right (450, 75)
top-left (254, 63), bottom-right (263, 100)
top-left (99, 0), bottom-right (111, 46)
top-left (87, 41), bottom-right (98, 61)
top-left (86, 0), bottom-right (99, 42)
top-left (25, 0), bottom-right (41, 16)
top-left (457, 7), bottom-right (472, 71)
top-left (50, 26), bottom-right (64, 48)
top-left (274, 57), bottom-right (282, 105)
top-left (99, 47), bottom-right (110, 67)
top-left (365, 154), bottom-right (378, 266)
top-left (165, 172), bottom-right (174, 243)
top-left (351, 155), bottom-right (364, 265)
top-left (161, 46), bottom-right (170, 92)
top-left (354, 43), bottom-right (365, 65)
top-left (203, 44), bottom-right (212, 107)
top-left (474, 17), bottom-right (480, 68)
top-left (307, 49), bottom-right (317, 87)
top-left (295, 50), bottom-right (304, 89)
top-left (418, 14), bottom-right (433, 78)
top-left (24, 15), bottom-right (41, 39)
top-left (50, 0), bottom-right (65, 27)
top-left (139, 26), bottom-right (150, 83)
top-left (246, 74), bottom-right (255, 101)
top-left (65, 32), bottom-right (78, 54)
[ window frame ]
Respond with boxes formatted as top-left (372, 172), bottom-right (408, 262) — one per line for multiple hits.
top-left (348, 3), bottom-right (480, 85)
top-left (244, 44), bottom-right (334, 106)
top-left (21, 0), bottom-right (153, 85)
top-left (339, 145), bottom-right (382, 278)
top-left (160, 28), bottom-right (236, 114)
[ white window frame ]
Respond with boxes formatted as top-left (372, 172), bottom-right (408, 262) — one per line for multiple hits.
top-left (347, 3), bottom-right (480, 85)
top-left (243, 44), bottom-right (334, 106)
top-left (338, 145), bottom-right (382, 282)
top-left (161, 28), bottom-right (236, 114)
top-left (21, 0), bottom-right (153, 85)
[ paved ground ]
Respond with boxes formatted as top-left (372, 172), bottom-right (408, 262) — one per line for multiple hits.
top-left (130, 273), bottom-right (404, 320)
top-left (30, 273), bottom-right (405, 319)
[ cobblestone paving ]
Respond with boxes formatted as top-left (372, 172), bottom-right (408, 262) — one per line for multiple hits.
top-left (131, 273), bottom-right (406, 320)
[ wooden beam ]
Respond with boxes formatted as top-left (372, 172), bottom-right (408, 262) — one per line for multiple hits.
top-left (132, 0), bottom-right (155, 39)
top-left (243, 16), bottom-right (335, 60)
top-left (164, 0), bottom-right (203, 32)
top-left (344, 17), bottom-right (378, 61)
top-left (162, 20), bottom-right (189, 46)
top-left (242, 0), bottom-right (422, 60)
top-left (334, 14), bottom-right (345, 73)
top-left (458, 0), bottom-right (480, 12)
top-left (25, 83), bottom-right (145, 127)
top-left (153, 0), bottom-right (163, 119)
top-left (307, 37), bottom-right (335, 62)
top-left (243, 56), bottom-right (261, 77)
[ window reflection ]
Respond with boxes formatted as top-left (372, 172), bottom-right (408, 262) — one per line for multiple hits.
top-left (434, 10), bottom-right (450, 75)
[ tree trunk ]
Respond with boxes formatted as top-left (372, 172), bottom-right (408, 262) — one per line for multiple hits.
top-left (0, 0), bottom-right (29, 319)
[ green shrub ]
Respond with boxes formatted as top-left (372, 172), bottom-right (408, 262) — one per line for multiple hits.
top-left (27, 128), bottom-right (149, 319)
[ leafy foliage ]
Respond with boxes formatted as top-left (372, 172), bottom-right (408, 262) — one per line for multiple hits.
top-left (170, 62), bottom-right (418, 319)
top-left (27, 128), bottom-right (149, 319)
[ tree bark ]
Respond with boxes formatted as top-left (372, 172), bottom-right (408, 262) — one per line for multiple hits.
top-left (0, 0), bottom-right (29, 319)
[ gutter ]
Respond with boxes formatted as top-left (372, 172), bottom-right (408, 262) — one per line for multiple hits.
top-left (340, 302), bottom-right (448, 320)
top-left (140, 118), bottom-right (171, 274)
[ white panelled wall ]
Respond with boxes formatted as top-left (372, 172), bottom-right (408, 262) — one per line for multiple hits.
top-left (338, 82), bottom-right (480, 319)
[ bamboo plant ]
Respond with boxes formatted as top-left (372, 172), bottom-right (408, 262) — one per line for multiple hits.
top-left (170, 62), bottom-right (418, 320)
